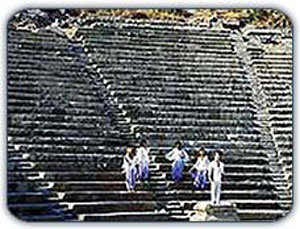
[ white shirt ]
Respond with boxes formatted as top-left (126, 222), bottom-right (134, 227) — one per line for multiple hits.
top-left (122, 154), bottom-right (138, 173)
top-left (193, 156), bottom-right (209, 171)
top-left (208, 160), bottom-right (224, 182)
top-left (165, 148), bottom-right (189, 162)
top-left (136, 146), bottom-right (150, 164)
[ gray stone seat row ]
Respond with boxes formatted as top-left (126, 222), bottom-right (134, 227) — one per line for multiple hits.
top-left (7, 129), bottom-right (259, 142)
top-left (8, 128), bottom-right (128, 139)
top-left (110, 84), bottom-right (252, 93)
top-left (134, 117), bottom-right (258, 126)
top-left (8, 180), bottom-right (276, 194)
top-left (7, 56), bottom-right (87, 68)
top-left (250, 58), bottom-right (292, 65)
top-left (7, 144), bottom-right (272, 158)
top-left (7, 187), bottom-right (277, 203)
top-left (255, 69), bottom-right (292, 75)
top-left (91, 53), bottom-right (243, 64)
top-left (80, 25), bottom-right (230, 38)
top-left (117, 97), bottom-right (253, 107)
top-left (96, 59), bottom-right (242, 69)
top-left (250, 52), bottom-right (292, 59)
top-left (115, 94), bottom-right (253, 105)
top-left (103, 74), bottom-right (251, 84)
top-left (8, 69), bottom-right (89, 80)
top-left (256, 74), bottom-right (292, 81)
top-left (8, 135), bottom-right (129, 145)
top-left (134, 126), bottom-right (259, 135)
top-left (8, 88), bottom-right (105, 103)
top-left (8, 152), bottom-right (269, 164)
top-left (82, 31), bottom-right (234, 43)
top-left (7, 106), bottom-right (123, 117)
top-left (9, 113), bottom-right (115, 123)
top-left (7, 138), bottom-right (272, 154)
top-left (87, 42), bottom-right (233, 53)
top-left (120, 101), bottom-right (255, 111)
top-left (8, 170), bottom-right (277, 182)
top-left (138, 106), bottom-right (255, 114)
top-left (8, 129), bottom-right (130, 141)
top-left (89, 44), bottom-right (235, 55)
top-left (8, 86), bottom-right (253, 101)
top-left (8, 99), bottom-right (109, 111)
top-left (8, 73), bottom-right (250, 88)
top-left (7, 159), bottom-right (270, 173)
top-left (88, 46), bottom-right (239, 58)
top-left (135, 112), bottom-right (254, 120)
top-left (7, 144), bottom-right (273, 158)
top-left (7, 78), bottom-right (93, 90)
top-left (97, 62), bottom-right (243, 72)
top-left (86, 36), bottom-right (234, 48)
top-left (8, 28), bottom-right (71, 39)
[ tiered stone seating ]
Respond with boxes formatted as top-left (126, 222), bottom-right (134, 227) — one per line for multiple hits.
top-left (244, 28), bottom-right (292, 211)
top-left (7, 17), bottom-right (292, 222)
top-left (77, 17), bottom-right (290, 221)
top-left (7, 26), bottom-right (134, 221)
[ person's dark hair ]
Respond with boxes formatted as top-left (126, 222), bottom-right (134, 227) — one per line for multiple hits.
top-left (197, 147), bottom-right (206, 157)
top-left (199, 147), bottom-right (205, 153)
top-left (175, 140), bottom-right (183, 149)
top-left (130, 146), bottom-right (137, 158)
top-left (215, 150), bottom-right (223, 157)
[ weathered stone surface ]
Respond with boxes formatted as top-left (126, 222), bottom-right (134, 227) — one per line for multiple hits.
top-left (190, 201), bottom-right (239, 221)
top-left (7, 10), bottom-right (292, 221)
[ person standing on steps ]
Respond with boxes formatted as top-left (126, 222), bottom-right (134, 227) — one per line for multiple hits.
top-left (136, 139), bottom-right (150, 185)
top-left (208, 151), bottom-right (225, 205)
top-left (165, 141), bottom-right (189, 186)
top-left (189, 147), bottom-right (210, 190)
top-left (122, 146), bottom-right (138, 193)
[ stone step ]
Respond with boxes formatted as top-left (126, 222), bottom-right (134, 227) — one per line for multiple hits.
top-left (237, 209), bottom-right (288, 221)
top-left (8, 202), bottom-right (70, 217)
top-left (8, 180), bottom-right (279, 192)
top-left (8, 171), bottom-right (275, 183)
top-left (8, 189), bottom-right (277, 204)
top-left (83, 28), bottom-right (231, 40)
top-left (80, 211), bottom-right (170, 221)
top-left (110, 84), bottom-right (252, 94)
top-left (7, 153), bottom-right (269, 165)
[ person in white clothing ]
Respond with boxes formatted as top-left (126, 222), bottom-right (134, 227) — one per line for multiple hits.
top-left (165, 141), bottom-right (189, 183)
top-left (208, 151), bottom-right (225, 205)
top-left (136, 139), bottom-right (150, 182)
top-left (122, 146), bottom-right (138, 193)
top-left (189, 147), bottom-right (210, 189)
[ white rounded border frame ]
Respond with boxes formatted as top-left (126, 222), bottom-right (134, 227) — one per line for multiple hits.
top-left (0, 0), bottom-right (297, 229)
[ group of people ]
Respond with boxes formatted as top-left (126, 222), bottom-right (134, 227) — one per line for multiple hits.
top-left (122, 140), bottom-right (225, 205)
top-left (122, 139), bottom-right (150, 193)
